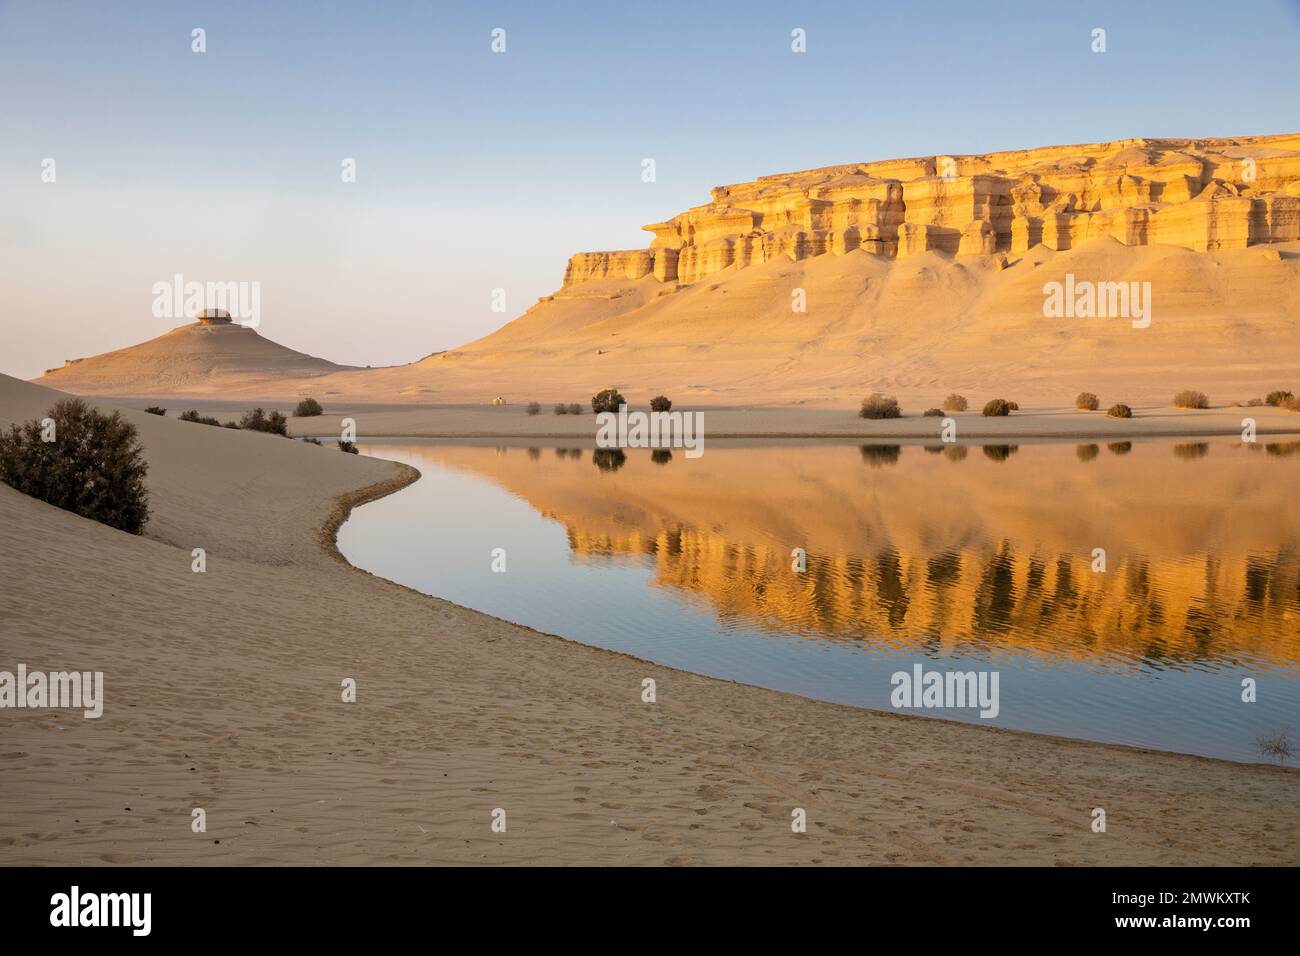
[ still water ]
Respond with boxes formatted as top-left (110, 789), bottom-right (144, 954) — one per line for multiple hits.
top-left (337, 439), bottom-right (1300, 764)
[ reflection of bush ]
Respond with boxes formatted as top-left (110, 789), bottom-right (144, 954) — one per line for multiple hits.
top-left (1173, 442), bottom-right (1209, 460)
top-left (981, 444), bottom-right (1019, 462)
top-left (1076, 444), bottom-right (1099, 461)
top-left (593, 448), bottom-right (627, 472)
top-left (859, 444), bottom-right (902, 467)
top-left (1107, 441), bottom-right (1133, 455)
top-left (651, 449), bottom-right (673, 465)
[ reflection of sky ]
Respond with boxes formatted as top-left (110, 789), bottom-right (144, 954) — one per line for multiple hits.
top-left (339, 444), bottom-right (1298, 765)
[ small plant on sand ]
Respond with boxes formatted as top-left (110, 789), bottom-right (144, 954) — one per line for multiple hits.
top-left (981, 399), bottom-right (1011, 417)
top-left (294, 397), bottom-right (323, 417)
top-left (144, 406), bottom-right (166, 416)
top-left (1007, 401), bottom-right (1020, 411)
top-left (942, 394), bottom-right (968, 412)
top-left (859, 393), bottom-right (902, 419)
top-left (567, 403), bottom-right (583, 415)
top-left (338, 440), bottom-right (358, 454)
top-left (650, 395), bottom-right (673, 412)
top-left (1107, 403), bottom-right (1133, 419)
top-left (179, 409), bottom-right (222, 427)
top-left (301, 437), bottom-right (322, 446)
top-left (1265, 390), bottom-right (1294, 407)
top-left (922, 407), bottom-right (943, 417)
top-left (592, 388), bottom-right (626, 414)
top-left (554, 403), bottom-right (569, 415)
top-left (526, 401), bottom-right (541, 416)
top-left (1284, 396), bottom-right (1300, 413)
top-left (0, 399), bottom-right (150, 534)
top-left (1075, 392), bottom-right (1100, 411)
top-left (1173, 389), bottom-right (1209, 409)
top-left (1255, 726), bottom-right (1293, 764)
top-left (238, 407), bottom-right (289, 436)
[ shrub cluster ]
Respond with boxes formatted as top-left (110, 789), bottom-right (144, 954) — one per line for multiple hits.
top-left (0, 399), bottom-right (150, 534)
top-left (144, 406), bottom-right (166, 416)
top-left (1172, 390), bottom-right (1209, 409)
top-left (526, 401), bottom-right (541, 416)
top-left (239, 408), bottom-right (288, 435)
top-left (591, 388), bottom-right (626, 414)
top-left (859, 393), bottom-right (902, 419)
top-left (294, 397), bottom-right (323, 417)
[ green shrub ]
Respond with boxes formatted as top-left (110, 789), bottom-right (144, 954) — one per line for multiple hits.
top-left (942, 394), bottom-right (968, 412)
top-left (1107, 403), bottom-right (1133, 418)
top-left (179, 409), bottom-right (222, 427)
top-left (526, 401), bottom-right (541, 416)
top-left (650, 395), bottom-right (672, 412)
top-left (859, 393), bottom-right (902, 419)
top-left (238, 408), bottom-right (288, 436)
top-left (144, 406), bottom-right (166, 416)
top-left (591, 388), bottom-right (625, 414)
top-left (294, 397), bottom-right (323, 417)
top-left (0, 399), bottom-right (149, 534)
top-left (1173, 390), bottom-right (1209, 409)
top-left (1266, 390), bottom-right (1294, 407)
top-left (981, 399), bottom-right (1011, 417)
top-left (338, 440), bottom-right (358, 454)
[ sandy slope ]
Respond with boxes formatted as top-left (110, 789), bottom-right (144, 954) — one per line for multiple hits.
top-left (31, 237), bottom-right (1300, 409)
top-left (0, 374), bottom-right (1296, 865)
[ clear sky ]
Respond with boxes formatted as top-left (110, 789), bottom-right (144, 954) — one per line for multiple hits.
top-left (3, 0), bottom-right (1299, 379)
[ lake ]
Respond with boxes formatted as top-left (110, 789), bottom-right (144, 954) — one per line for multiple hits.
top-left (337, 438), bottom-right (1300, 764)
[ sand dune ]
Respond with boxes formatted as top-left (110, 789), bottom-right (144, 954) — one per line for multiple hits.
top-left (1, 373), bottom-right (1296, 865)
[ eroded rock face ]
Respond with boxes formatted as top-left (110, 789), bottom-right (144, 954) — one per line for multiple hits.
top-left (561, 134), bottom-right (1300, 287)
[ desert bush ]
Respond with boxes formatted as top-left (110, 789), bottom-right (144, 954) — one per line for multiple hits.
top-left (1173, 389), bottom-right (1209, 409)
top-left (650, 395), bottom-right (673, 413)
top-left (526, 401), bottom-right (541, 416)
top-left (922, 408), bottom-right (944, 417)
top-left (338, 440), bottom-right (358, 454)
top-left (568, 403), bottom-right (583, 415)
top-left (1283, 396), bottom-right (1300, 413)
top-left (554, 403), bottom-right (569, 415)
top-left (223, 421), bottom-right (239, 429)
top-left (591, 388), bottom-right (626, 414)
top-left (294, 397), bottom-right (323, 417)
top-left (239, 408), bottom-right (288, 436)
top-left (1255, 726), bottom-right (1293, 763)
top-left (859, 393), bottom-right (902, 419)
top-left (1007, 401), bottom-right (1020, 411)
top-left (179, 409), bottom-right (222, 427)
top-left (1265, 390), bottom-right (1294, 407)
top-left (0, 399), bottom-right (149, 534)
top-left (301, 437), bottom-right (322, 446)
top-left (942, 394), bottom-right (968, 412)
top-left (144, 406), bottom-right (166, 416)
top-left (1075, 392), bottom-right (1100, 411)
top-left (1107, 403), bottom-right (1133, 419)
top-left (981, 399), bottom-right (1011, 417)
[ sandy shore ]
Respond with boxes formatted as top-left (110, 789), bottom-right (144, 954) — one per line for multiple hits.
top-left (1, 374), bottom-right (1296, 865)
top-left (100, 397), bottom-right (1300, 442)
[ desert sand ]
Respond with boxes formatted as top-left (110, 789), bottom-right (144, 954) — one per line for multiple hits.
top-left (1, 372), bottom-right (1296, 865)
top-left (34, 134), bottom-right (1300, 409)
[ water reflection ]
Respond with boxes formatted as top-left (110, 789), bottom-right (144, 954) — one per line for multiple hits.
top-left (339, 440), bottom-right (1300, 762)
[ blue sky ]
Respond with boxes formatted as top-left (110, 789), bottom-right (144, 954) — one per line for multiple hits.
top-left (3, 0), bottom-right (1299, 377)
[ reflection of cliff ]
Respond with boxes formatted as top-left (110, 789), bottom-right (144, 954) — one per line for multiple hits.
top-left (410, 442), bottom-right (1300, 672)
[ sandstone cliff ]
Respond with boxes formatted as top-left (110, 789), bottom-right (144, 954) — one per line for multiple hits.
top-left (562, 134), bottom-right (1300, 288)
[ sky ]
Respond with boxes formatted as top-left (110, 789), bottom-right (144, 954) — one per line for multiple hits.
top-left (2, 0), bottom-right (1299, 379)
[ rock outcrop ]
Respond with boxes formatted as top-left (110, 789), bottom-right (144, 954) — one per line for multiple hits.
top-left (561, 134), bottom-right (1300, 288)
